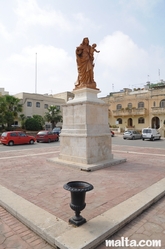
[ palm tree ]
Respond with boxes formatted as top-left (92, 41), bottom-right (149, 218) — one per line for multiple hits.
top-left (44, 105), bottom-right (62, 129)
top-left (19, 114), bottom-right (26, 129)
top-left (0, 95), bottom-right (22, 128)
top-left (0, 97), bottom-right (6, 128)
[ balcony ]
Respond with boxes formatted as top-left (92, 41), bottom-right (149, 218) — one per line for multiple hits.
top-left (113, 108), bottom-right (147, 117)
top-left (151, 107), bottom-right (165, 115)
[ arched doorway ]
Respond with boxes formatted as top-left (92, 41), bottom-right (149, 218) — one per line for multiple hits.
top-left (128, 118), bottom-right (133, 127)
top-left (151, 116), bottom-right (160, 129)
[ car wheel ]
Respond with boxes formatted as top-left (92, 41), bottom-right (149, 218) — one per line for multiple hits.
top-left (48, 138), bottom-right (51, 143)
top-left (37, 140), bottom-right (39, 143)
top-left (29, 139), bottom-right (34, 144)
top-left (142, 138), bottom-right (144, 141)
top-left (132, 136), bottom-right (135, 140)
top-left (8, 141), bottom-right (14, 146)
top-left (56, 137), bottom-right (59, 142)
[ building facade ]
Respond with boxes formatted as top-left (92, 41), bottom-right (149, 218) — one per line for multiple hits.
top-left (0, 88), bottom-right (9, 96)
top-left (14, 92), bottom-right (66, 128)
top-left (101, 83), bottom-right (165, 137)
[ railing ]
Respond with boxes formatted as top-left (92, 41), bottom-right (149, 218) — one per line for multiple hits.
top-left (151, 107), bottom-right (165, 115)
top-left (113, 108), bottom-right (146, 117)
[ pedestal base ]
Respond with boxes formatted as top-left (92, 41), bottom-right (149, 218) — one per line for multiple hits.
top-left (60, 88), bottom-right (113, 164)
top-left (49, 88), bottom-right (126, 170)
top-left (48, 157), bottom-right (126, 171)
top-left (69, 215), bottom-right (86, 227)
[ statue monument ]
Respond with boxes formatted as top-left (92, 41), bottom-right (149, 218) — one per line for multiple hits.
top-left (50, 38), bottom-right (126, 171)
top-left (74, 37), bottom-right (100, 90)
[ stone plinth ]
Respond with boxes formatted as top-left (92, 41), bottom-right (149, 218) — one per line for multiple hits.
top-left (49, 88), bottom-right (126, 171)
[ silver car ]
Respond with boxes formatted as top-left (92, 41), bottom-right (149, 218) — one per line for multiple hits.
top-left (123, 130), bottom-right (142, 140)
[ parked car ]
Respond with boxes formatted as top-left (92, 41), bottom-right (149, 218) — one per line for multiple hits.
top-left (52, 127), bottom-right (61, 135)
top-left (1, 131), bottom-right (36, 146)
top-left (36, 131), bottom-right (59, 143)
top-left (123, 130), bottom-right (142, 140)
top-left (142, 128), bottom-right (161, 141)
top-left (111, 130), bottom-right (114, 137)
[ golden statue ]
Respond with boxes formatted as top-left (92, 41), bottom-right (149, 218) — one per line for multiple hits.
top-left (74, 37), bottom-right (100, 90)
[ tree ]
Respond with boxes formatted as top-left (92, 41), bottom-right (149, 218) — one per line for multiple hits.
top-left (33, 115), bottom-right (44, 130)
top-left (44, 105), bottom-right (62, 129)
top-left (19, 114), bottom-right (26, 129)
top-left (0, 97), bottom-right (6, 128)
top-left (0, 95), bottom-right (22, 128)
top-left (25, 117), bottom-right (41, 131)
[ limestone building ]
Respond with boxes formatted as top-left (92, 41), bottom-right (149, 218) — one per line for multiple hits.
top-left (101, 82), bottom-right (165, 137)
top-left (0, 88), bottom-right (9, 96)
top-left (13, 92), bottom-right (66, 128)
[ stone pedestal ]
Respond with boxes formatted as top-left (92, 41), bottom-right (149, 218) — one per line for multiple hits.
top-left (49, 88), bottom-right (126, 171)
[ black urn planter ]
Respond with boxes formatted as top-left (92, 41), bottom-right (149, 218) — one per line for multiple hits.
top-left (63, 181), bottom-right (94, 226)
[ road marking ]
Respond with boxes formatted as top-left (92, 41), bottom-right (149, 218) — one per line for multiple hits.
top-left (113, 150), bottom-right (165, 157)
top-left (0, 151), bottom-right (60, 160)
top-left (0, 146), bottom-right (59, 154)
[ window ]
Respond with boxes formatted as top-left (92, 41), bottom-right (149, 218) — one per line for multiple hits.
top-left (127, 103), bottom-right (132, 109)
top-left (10, 133), bottom-right (18, 137)
top-left (18, 132), bottom-right (26, 137)
top-left (56, 105), bottom-right (60, 110)
top-left (36, 102), bottom-right (40, 108)
top-left (27, 101), bottom-right (32, 107)
top-left (138, 102), bottom-right (144, 108)
top-left (153, 101), bottom-right (156, 107)
top-left (44, 104), bottom-right (48, 109)
top-left (117, 118), bottom-right (122, 124)
top-left (160, 99), bottom-right (165, 108)
top-left (138, 117), bottom-right (145, 124)
top-left (116, 104), bottom-right (122, 110)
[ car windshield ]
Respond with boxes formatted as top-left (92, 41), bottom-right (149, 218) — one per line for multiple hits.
top-left (1, 132), bottom-right (7, 137)
top-left (38, 131), bottom-right (47, 135)
top-left (143, 129), bottom-right (151, 133)
top-left (53, 128), bottom-right (60, 131)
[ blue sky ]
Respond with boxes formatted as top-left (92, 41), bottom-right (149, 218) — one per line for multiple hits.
top-left (0, 0), bottom-right (165, 97)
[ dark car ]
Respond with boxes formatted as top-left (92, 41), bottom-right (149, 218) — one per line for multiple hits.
top-left (123, 130), bottom-right (142, 140)
top-left (36, 131), bottom-right (59, 143)
top-left (52, 127), bottom-right (61, 135)
top-left (1, 131), bottom-right (36, 146)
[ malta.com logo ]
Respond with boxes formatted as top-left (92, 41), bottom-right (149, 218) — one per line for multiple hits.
top-left (105, 237), bottom-right (161, 247)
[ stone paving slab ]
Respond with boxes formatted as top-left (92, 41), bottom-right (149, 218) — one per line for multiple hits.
top-left (1, 178), bottom-right (165, 249)
top-left (0, 143), bottom-right (165, 248)
top-left (0, 206), bottom-right (54, 249)
top-left (1, 145), bottom-right (165, 223)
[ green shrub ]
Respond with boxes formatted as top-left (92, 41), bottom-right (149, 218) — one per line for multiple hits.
top-left (25, 118), bottom-right (42, 131)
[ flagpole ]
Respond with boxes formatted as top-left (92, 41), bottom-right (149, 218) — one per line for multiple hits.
top-left (35, 53), bottom-right (37, 93)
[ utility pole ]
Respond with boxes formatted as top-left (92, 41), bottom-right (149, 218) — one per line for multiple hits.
top-left (35, 53), bottom-right (37, 93)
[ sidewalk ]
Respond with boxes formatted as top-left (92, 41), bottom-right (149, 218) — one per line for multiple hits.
top-left (0, 143), bottom-right (165, 248)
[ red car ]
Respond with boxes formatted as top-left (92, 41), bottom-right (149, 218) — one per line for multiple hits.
top-left (111, 130), bottom-right (115, 137)
top-left (36, 131), bottom-right (59, 143)
top-left (1, 131), bottom-right (36, 146)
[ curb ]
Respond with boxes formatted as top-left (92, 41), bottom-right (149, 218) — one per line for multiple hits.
top-left (1, 178), bottom-right (165, 249)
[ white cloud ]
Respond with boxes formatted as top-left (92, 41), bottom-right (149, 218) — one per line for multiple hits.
top-left (1, 45), bottom-right (76, 95)
top-left (119, 0), bottom-right (162, 14)
top-left (98, 31), bottom-right (148, 71)
top-left (0, 22), bottom-right (12, 41)
top-left (95, 32), bottom-right (165, 96)
top-left (14, 0), bottom-right (71, 30)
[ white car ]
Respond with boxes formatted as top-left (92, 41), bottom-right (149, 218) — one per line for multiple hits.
top-left (123, 130), bottom-right (142, 140)
top-left (142, 128), bottom-right (161, 141)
